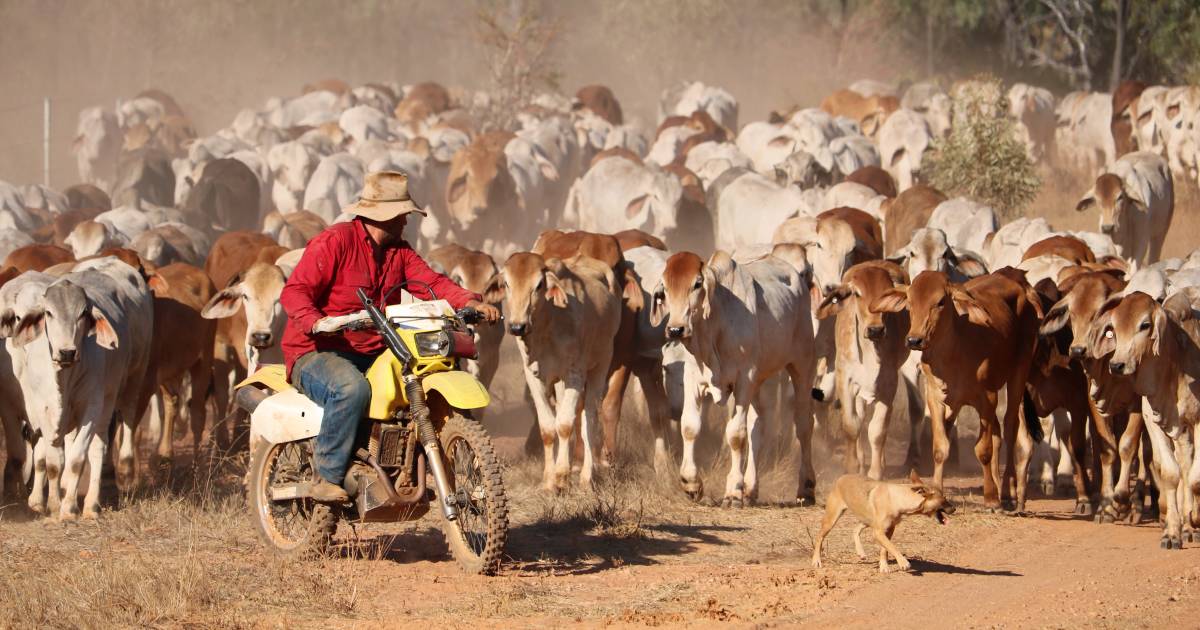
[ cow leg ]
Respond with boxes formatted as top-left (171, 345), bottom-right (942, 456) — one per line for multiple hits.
top-left (976, 392), bottom-right (1003, 510)
top-left (598, 364), bottom-right (630, 470)
top-left (43, 437), bottom-right (63, 517)
top-left (522, 367), bottom-right (559, 492)
top-left (678, 357), bottom-right (706, 501)
top-left (866, 398), bottom-right (893, 481)
top-left (742, 391), bottom-right (766, 505)
top-left (27, 436), bottom-right (46, 515)
top-left (1088, 397), bottom-right (1120, 522)
top-left (1117, 411), bottom-right (1144, 520)
top-left (152, 386), bottom-right (177, 474)
top-left (1178, 428), bottom-right (1198, 540)
top-left (1143, 414), bottom-right (1183, 548)
top-left (1009, 388), bottom-right (1035, 514)
top-left (722, 388), bottom-right (750, 508)
top-left (578, 368), bottom-right (608, 489)
top-left (553, 376), bottom-right (584, 492)
top-left (787, 362), bottom-right (817, 506)
top-left (59, 407), bottom-right (103, 521)
top-left (838, 375), bottom-right (861, 475)
top-left (900, 362), bottom-right (924, 471)
top-left (81, 431), bottom-right (108, 519)
top-left (1052, 409), bottom-right (1077, 496)
top-left (188, 359), bottom-right (213, 462)
top-left (928, 396), bottom-right (952, 493)
top-left (1066, 405), bottom-right (1094, 515)
top-left (635, 362), bottom-right (674, 475)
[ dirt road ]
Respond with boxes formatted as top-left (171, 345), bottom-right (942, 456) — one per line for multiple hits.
top-left (3, 459), bottom-right (1196, 628)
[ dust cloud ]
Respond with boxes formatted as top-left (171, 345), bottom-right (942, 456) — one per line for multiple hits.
top-left (0, 0), bottom-right (917, 187)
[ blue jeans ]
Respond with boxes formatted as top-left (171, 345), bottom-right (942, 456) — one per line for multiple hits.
top-left (292, 350), bottom-right (376, 485)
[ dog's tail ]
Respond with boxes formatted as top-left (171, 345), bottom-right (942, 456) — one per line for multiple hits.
top-left (1023, 391), bottom-right (1044, 443)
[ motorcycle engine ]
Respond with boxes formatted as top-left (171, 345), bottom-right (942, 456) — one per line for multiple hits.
top-left (369, 421), bottom-right (411, 468)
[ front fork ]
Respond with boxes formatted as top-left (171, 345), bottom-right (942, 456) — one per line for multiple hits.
top-left (404, 375), bottom-right (460, 522)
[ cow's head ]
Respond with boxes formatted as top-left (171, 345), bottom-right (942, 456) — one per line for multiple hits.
top-left (650, 251), bottom-right (732, 340)
top-left (446, 135), bottom-right (520, 232)
top-left (1087, 291), bottom-right (1163, 376)
top-left (267, 141), bottom-right (318, 214)
top-left (890, 227), bottom-right (955, 278)
top-left (1039, 269), bottom-right (1126, 360)
top-left (818, 261), bottom-right (909, 342)
top-left (1076, 173), bottom-right (1132, 237)
top-left (483, 252), bottom-right (567, 338)
top-left (871, 270), bottom-right (990, 351)
top-left (201, 262), bottom-right (287, 349)
top-left (18, 279), bottom-right (118, 368)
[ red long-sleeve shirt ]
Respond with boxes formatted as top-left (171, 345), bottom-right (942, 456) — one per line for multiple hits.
top-left (280, 219), bottom-right (481, 378)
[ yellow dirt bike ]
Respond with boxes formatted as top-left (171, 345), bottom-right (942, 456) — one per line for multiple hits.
top-left (235, 287), bottom-right (507, 574)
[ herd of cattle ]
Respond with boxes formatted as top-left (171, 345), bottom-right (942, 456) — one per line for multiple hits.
top-left (1, 74), bottom-right (1200, 550)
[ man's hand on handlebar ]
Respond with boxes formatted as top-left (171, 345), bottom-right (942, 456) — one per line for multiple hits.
top-left (312, 310), bottom-right (371, 335)
top-left (464, 300), bottom-right (501, 323)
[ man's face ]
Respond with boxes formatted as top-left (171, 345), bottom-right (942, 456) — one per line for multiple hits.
top-left (371, 214), bottom-right (408, 244)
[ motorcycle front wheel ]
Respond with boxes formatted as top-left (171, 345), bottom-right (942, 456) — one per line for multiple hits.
top-left (437, 412), bottom-right (508, 575)
top-left (248, 438), bottom-right (338, 557)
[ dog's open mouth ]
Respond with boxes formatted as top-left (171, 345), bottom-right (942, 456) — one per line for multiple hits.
top-left (935, 509), bottom-right (949, 525)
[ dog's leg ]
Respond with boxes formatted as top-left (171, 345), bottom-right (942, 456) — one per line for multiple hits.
top-left (852, 523), bottom-right (867, 559)
top-left (873, 524), bottom-right (910, 572)
top-left (811, 493), bottom-right (845, 568)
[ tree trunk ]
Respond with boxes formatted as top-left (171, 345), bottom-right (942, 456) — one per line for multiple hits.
top-left (925, 7), bottom-right (935, 78)
top-left (1109, 0), bottom-right (1127, 91)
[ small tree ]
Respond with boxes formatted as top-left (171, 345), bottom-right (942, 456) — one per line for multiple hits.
top-left (473, 0), bottom-right (562, 132)
top-left (924, 76), bottom-right (1041, 221)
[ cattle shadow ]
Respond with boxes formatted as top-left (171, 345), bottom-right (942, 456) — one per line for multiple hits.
top-left (906, 558), bottom-right (1022, 577)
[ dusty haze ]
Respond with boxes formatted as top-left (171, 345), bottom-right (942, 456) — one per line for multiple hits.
top-left (0, 0), bottom-right (917, 187)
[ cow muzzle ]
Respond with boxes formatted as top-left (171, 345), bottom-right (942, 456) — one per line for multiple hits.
top-left (666, 326), bottom-right (687, 340)
top-left (1109, 360), bottom-right (1133, 375)
top-left (55, 348), bottom-right (78, 366)
top-left (1069, 345), bottom-right (1086, 359)
top-left (250, 332), bottom-right (273, 348)
top-left (906, 336), bottom-right (926, 350)
top-left (508, 322), bottom-right (529, 337)
top-left (1100, 223), bottom-right (1115, 235)
top-left (865, 325), bottom-right (886, 340)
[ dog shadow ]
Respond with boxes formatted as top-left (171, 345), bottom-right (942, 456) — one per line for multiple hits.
top-left (906, 558), bottom-right (1021, 577)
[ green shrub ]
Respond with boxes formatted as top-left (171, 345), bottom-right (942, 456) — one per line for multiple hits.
top-left (924, 75), bottom-right (1041, 220)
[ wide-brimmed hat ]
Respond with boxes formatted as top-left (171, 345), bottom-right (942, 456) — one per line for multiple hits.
top-left (346, 171), bottom-right (427, 221)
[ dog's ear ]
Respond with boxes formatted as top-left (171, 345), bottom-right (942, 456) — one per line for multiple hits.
top-left (908, 469), bottom-right (923, 486)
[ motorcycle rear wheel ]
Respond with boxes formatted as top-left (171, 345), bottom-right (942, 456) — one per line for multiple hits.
top-left (248, 438), bottom-right (338, 557)
top-left (437, 412), bottom-right (508, 575)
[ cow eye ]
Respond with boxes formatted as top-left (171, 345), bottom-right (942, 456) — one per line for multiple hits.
top-left (1139, 320), bottom-right (1152, 331)
top-left (693, 276), bottom-right (703, 290)
top-left (937, 296), bottom-right (946, 307)
top-left (1104, 327), bottom-right (1114, 339)
top-left (536, 278), bottom-right (546, 291)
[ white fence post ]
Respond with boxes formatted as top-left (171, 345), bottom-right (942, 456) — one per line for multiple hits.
top-left (43, 97), bottom-right (50, 188)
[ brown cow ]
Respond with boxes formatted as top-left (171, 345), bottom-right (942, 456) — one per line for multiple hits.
top-left (142, 263), bottom-right (217, 470)
top-left (574, 85), bottom-right (624, 125)
top-left (394, 82), bottom-right (453, 129)
top-left (112, 147), bottom-right (175, 207)
top-left (845, 165), bottom-right (898, 198)
top-left (1022, 235), bottom-right (1096, 265)
top-left (184, 157), bottom-right (261, 233)
top-left (881, 184), bottom-right (948, 256)
top-left (873, 269), bottom-right (1042, 512)
top-left (589, 147), bottom-right (644, 169)
top-left (63, 183), bottom-right (111, 212)
top-left (262, 209), bottom-right (328, 249)
top-left (426, 244), bottom-right (504, 398)
top-left (445, 131), bottom-right (524, 255)
top-left (1039, 268), bottom-right (1154, 523)
top-left (1112, 80), bottom-right (1148, 157)
top-left (3, 244), bottom-right (74, 273)
top-left (612, 229), bottom-right (667, 251)
top-left (302, 78), bottom-right (351, 96)
top-left (531, 230), bottom-right (649, 467)
top-left (820, 89), bottom-right (900, 137)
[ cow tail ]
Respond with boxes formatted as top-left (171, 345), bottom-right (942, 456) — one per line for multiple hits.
top-left (1022, 391), bottom-right (1044, 443)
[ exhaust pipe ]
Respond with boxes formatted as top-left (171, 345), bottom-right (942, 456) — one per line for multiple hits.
top-left (235, 386), bottom-right (269, 414)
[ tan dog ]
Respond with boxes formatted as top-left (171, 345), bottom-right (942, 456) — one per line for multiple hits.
top-left (811, 471), bottom-right (955, 573)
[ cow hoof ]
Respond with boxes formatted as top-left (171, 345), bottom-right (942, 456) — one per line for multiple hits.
top-left (796, 492), bottom-right (817, 507)
top-left (681, 478), bottom-right (704, 502)
top-left (1099, 512), bottom-right (1115, 525)
top-left (1184, 531), bottom-right (1196, 543)
top-left (1040, 481), bottom-right (1055, 496)
top-left (721, 496), bottom-right (744, 509)
top-left (1074, 500), bottom-right (1093, 516)
top-left (1000, 500), bottom-right (1017, 513)
top-left (1161, 537), bottom-right (1172, 549)
top-left (1172, 537), bottom-right (1184, 550)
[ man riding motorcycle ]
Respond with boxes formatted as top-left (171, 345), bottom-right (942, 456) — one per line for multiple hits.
top-left (279, 170), bottom-right (500, 503)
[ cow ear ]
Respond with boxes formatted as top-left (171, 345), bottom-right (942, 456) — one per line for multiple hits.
top-left (1151, 306), bottom-right (1167, 356)
top-left (816, 285), bottom-right (852, 320)
top-left (625, 194), bottom-right (649, 220)
top-left (201, 286), bottom-right (243, 319)
top-left (954, 254), bottom-right (989, 278)
top-left (447, 174), bottom-right (468, 203)
top-left (544, 276), bottom-right (568, 308)
top-left (649, 281), bottom-right (667, 327)
top-left (147, 273), bottom-right (169, 293)
top-left (12, 310), bottom-right (44, 348)
top-left (1075, 195), bottom-right (1095, 212)
top-left (870, 286), bottom-right (909, 313)
top-left (482, 272), bottom-right (506, 304)
top-left (951, 287), bottom-right (991, 327)
top-left (620, 264), bottom-right (644, 313)
top-left (89, 306), bottom-right (119, 349)
top-left (1039, 298), bottom-right (1071, 336)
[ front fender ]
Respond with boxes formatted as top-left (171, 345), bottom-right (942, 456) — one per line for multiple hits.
top-left (423, 371), bottom-right (490, 410)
